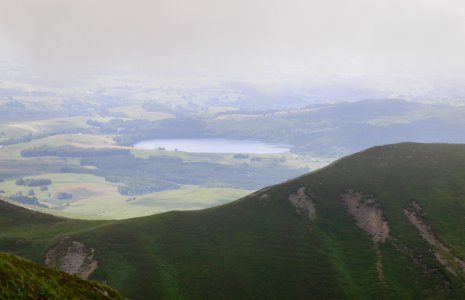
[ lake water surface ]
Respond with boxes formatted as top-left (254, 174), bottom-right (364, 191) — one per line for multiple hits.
top-left (133, 138), bottom-right (291, 154)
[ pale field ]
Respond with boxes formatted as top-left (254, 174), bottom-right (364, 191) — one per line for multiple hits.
top-left (0, 113), bottom-right (335, 220)
top-left (0, 125), bottom-right (29, 143)
top-left (0, 134), bottom-right (117, 159)
top-left (206, 106), bottom-right (238, 114)
top-left (131, 148), bottom-right (247, 163)
top-left (0, 173), bottom-right (120, 206)
top-left (55, 186), bottom-right (251, 220)
top-left (0, 172), bottom-right (251, 220)
top-left (131, 147), bottom-right (335, 170)
top-left (0, 95), bottom-right (64, 107)
top-left (1, 131), bottom-right (334, 171)
top-left (2, 116), bottom-right (115, 139)
top-left (109, 105), bottom-right (173, 121)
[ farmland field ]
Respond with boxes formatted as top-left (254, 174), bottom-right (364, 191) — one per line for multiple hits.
top-left (0, 99), bottom-right (335, 219)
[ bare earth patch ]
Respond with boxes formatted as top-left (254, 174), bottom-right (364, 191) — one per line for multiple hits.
top-left (404, 201), bottom-right (465, 279)
top-left (257, 193), bottom-right (270, 206)
top-left (45, 236), bottom-right (98, 279)
top-left (341, 190), bottom-right (390, 284)
top-left (288, 186), bottom-right (316, 221)
top-left (341, 190), bottom-right (390, 243)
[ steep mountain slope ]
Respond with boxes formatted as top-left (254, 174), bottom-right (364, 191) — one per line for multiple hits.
top-left (0, 252), bottom-right (124, 299)
top-left (2, 143), bottom-right (465, 299)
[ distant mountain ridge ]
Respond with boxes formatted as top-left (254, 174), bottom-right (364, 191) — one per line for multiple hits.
top-left (2, 143), bottom-right (465, 298)
top-left (208, 99), bottom-right (465, 155)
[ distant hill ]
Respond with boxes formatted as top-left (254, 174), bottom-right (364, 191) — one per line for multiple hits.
top-left (208, 99), bottom-right (465, 156)
top-left (0, 252), bottom-right (124, 299)
top-left (3, 143), bottom-right (465, 298)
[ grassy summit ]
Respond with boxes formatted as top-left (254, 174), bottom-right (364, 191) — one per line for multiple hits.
top-left (2, 143), bottom-right (465, 299)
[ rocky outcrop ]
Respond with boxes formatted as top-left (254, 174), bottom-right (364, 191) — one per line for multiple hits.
top-left (341, 190), bottom-right (390, 243)
top-left (289, 186), bottom-right (316, 221)
top-left (341, 190), bottom-right (390, 284)
top-left (45, 236), bottom-right (98, 279)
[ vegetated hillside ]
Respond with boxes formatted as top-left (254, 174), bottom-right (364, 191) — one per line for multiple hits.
top-left (3, 143), bottom-right (465, 299)
top-left (208, 99), bottom-right (465, 155)
top-left (0, 199), bottom-right (109, 261)
top-left (0, 252), bottom-right (124, 299)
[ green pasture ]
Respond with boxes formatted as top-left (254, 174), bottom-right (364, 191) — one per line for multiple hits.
top-left (0, 133), bottom-right (117, 159)
top-left (0, 172), bottom-right (251, 220)
top-left (109, 105), bottom-right (173, 121)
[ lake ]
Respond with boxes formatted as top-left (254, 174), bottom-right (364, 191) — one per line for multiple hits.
top-left (133, 138), bottom-right (291, 154)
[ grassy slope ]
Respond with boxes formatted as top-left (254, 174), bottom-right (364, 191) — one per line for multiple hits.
top-left (0, 200), bottom-right (110, 261)
top-left (0, 252), bottom-right (125, 299)
top-left (2, 143), bottom-right (465, 298)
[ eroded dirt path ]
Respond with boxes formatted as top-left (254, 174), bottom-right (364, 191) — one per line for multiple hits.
top-left (404, 201), bottom-right (465, 279)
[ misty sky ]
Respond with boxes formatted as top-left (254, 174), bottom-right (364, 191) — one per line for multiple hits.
top-left (1, 0), bottom-right (465, 93)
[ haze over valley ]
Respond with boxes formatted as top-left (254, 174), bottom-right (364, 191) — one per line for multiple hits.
top-left (2, 0), bottom-right (465, 299)
top-left (2, 88), bottom-right (465, 219)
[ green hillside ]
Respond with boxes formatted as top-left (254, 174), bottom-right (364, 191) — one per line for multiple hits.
top-left (0, 252), bottom-right (124, 299)
top-left (2, 143), bottom-right (465, 299)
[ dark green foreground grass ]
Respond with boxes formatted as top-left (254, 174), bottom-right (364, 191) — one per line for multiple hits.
top-left (0, 252), bottom-right (124, 299)
top-left (2, 143), bottom-right (465, 299)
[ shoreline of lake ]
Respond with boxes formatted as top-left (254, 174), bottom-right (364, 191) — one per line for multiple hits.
top-left (133, 138), bottom-right (291, 154)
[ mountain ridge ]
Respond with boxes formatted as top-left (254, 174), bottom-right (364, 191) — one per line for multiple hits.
top-left (2, 142), bottom-right (465, 298)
